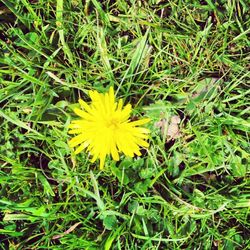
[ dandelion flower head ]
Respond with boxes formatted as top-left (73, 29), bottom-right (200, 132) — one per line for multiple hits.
top-left (68, 87), bottom-right (150, 169)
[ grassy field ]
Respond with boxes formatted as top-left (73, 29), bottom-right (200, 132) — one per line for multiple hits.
top-left (0, 0), bottom-right (250, 249)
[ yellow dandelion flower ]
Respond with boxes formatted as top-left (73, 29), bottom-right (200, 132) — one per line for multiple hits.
top-left (68, 87), bottom-right (150, 169)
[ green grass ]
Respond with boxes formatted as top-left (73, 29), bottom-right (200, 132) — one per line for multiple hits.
top-left (0, 0), bottom-right (249, 249)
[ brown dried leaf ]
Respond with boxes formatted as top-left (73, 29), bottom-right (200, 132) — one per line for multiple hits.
top-left (167, 115), bottom-right (181, 139)
top-left (155, 115), bottom-right (181, 140)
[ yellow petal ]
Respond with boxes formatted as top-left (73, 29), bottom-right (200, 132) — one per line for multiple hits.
top-left (117, 99), bottom-right (123, 111)
top-left (68, 129), bottom-right (83, 134)
top-left (68, 134), bottom-right (87, 148)
top-left (135, 138), bottom-right (149, 148)
top-left (129, 118), bottom-right (150, 126)
top-left (78, 99), bottom-right (93, 114)
top-left (109, 86), bottom-right (115, 106)
top-left (99, 153), bottom-right (106, 170)
top-left (68, 123), bottom-right (81, 129)
top-left (110, 135), bottom-right (119, 161)
top-left (75, 141), bottom-right (89, 154)
top-left (73, 108), bottom-right (94, 120)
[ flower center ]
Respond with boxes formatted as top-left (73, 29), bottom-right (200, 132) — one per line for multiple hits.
top-left (107, 118), bottom-right (119, 129)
